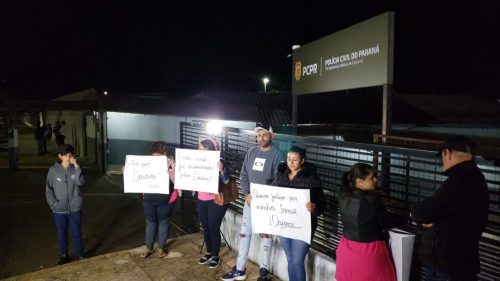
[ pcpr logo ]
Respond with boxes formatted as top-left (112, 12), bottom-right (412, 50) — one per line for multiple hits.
top-left (295, 61), bottom-right (302, 81)
top-left (295, 60), bottom-right (318, 81)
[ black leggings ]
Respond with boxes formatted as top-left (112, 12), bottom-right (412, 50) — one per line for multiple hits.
top-left (196, 199), bottom-right (228, 256)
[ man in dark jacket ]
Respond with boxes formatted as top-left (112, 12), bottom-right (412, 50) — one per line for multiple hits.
top-left (412, 136), bottom-right (489, 281)
top-left (46, 144), bottom-right (85, 265)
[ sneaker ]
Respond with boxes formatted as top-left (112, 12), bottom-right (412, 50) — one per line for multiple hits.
top-left (198, 253), bottom-right (213, 265)
top-left (208, 257), bottom-right (220, 269)
top-left (257, 267), bottom-right (269, 281)
top-left (221, 266), bottom-right (246, 281)
top-left (57, 254), bottom-right (69, 265)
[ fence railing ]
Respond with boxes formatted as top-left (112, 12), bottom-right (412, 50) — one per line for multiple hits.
top-left (179, 122), bottom-right (500, 281)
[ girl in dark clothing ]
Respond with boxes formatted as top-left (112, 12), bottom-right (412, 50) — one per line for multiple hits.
top-left (335, 163), bottom-right (396, 281)
top-left (271, 146), bottom-right (325, 281)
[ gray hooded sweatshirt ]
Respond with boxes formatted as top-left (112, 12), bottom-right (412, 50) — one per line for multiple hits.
top-left (46, 161), bottom-right (85, 214)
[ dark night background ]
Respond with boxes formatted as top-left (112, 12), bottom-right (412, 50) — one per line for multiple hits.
top-left (1, 1), bottom-right (499, 100)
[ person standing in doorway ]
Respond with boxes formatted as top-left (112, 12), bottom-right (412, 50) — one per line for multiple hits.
top-left (54, 121), bottom-right (62, 146)
top-left (34, 121), bottom-right (46, 155)
top-left (412, 136), bottom-right (489, 281)
top-left (221, 121), bottom-right (284, 281)
top-left (59, 121), bottom-right (67, 145)
top-left (45, 144), bottom-right (85, 265)
top-left (46, 123), bottom-right (53, 143)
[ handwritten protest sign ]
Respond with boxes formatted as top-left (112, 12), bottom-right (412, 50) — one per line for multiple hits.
top-left (174, 148), bottom-right (220, 193)
top-left (250, 183), bottom-right (311, 244)
top-left (123, 155), bottom-right (170, 194)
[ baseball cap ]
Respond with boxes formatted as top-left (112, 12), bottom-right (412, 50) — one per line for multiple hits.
top-left (254, 121), bottom-right (273, 134)
top-left (435, 136), bottom-right (475, 156)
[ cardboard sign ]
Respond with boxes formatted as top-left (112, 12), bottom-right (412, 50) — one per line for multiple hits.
top-left (389, 228), bottom-right (416, 281)
top-left (174, 148), bottom-right (220, 193)
top-left (123, 155), bottom-right (170, 194)
top-left (250, 183), bottom-right (311, 244)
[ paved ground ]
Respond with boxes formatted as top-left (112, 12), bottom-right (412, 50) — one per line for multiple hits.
top-left (2, 233), bottom-right (269, 281)
top-left (0, 123), bottom-right (278, 280)
top-left (0, 168), bottom-right (148, 278)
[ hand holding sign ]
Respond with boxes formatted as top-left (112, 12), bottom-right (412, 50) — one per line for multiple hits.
top-left (174, 148), bottom-right (220, 193)
top-left (123, 155), bottom-right (170, 194)
top-left (250, 183), bottom-right (311, 244)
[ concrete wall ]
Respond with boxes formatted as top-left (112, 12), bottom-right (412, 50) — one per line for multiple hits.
top-left (106, 112), bottom-right (188, 165)
top-left (106, 111), bottom-right (255, 166)
top-left (221, 209), bottom-right (336, 281)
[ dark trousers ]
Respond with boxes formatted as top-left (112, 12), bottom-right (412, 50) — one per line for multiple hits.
top-left (37, 139), bottom-right (44, 155)
top-left (42, 138), bottom-right (47, 153)
top-left (196, 199), bottom-right (228, 256)
top-left (55, 134), bottom-right (65, 146)
top-left (143, 200), bottom-right (176, 250)
top-left (53, 210), bottom-right (84, 257)
top-left (425, 266), bottom-right (478, 281)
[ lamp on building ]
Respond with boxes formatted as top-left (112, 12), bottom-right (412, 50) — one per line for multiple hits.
top-left (262, 77), bottom-right (270, 92)
top-left (206, 121), bottom-right (223, 135)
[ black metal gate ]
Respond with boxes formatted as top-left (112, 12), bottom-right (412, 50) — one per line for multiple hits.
top-left (179, 122), bottom-right (499, 281)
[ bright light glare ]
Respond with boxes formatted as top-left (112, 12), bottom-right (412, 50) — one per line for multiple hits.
top-left (263, 77), bottom-right (270, 84)
top-left (104, 91), bottom-right (108, 95)
top-left (206, 121), bottom-right (223, 135)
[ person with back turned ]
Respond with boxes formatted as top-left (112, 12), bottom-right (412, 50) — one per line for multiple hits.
top-left (412, 136), bottom-right (489, 281)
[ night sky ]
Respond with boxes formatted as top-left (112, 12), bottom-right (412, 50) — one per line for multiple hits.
top-left (1, 1), bottom-right (498, 100)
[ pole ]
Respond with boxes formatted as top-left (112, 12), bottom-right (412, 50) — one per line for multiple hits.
top-left (382, 84), bottom-right (392, 144)
top-left (292, 95), bottom-right (298, 135)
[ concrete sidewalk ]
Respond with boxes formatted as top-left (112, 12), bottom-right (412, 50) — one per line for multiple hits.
top-left (2, 233), bottom-right (276, 281)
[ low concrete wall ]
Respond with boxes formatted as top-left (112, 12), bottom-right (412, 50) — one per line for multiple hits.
top-left (220, 209), bottom-right (336, 281)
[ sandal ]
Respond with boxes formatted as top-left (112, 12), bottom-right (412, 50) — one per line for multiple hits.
top-left (140, 249), bottom-right (153, 259)
top-left (158, 249), bottom-right (167, 258)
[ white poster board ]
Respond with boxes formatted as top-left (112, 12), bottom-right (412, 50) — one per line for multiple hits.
top-left (123, 155), bottom-right (170, 194)
top-left (250, 183), bottom-right (311, 244)
top-left (174, 148), bottom-right (220, 193)
top-left (389, 228), bottom-right (415, 281)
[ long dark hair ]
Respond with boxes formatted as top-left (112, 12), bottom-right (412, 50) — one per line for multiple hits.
top-left (199, 138), bottom-right (218, 151)
top-left (341, 163), bottom-right (375, 200)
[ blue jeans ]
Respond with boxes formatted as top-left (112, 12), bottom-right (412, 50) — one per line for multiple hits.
top-left (143, 200), bottom-right (176, 250)
top-left (197, 199), bottom-right (228, 256)
top-left (279, 236), bottom-right (310, 281)
top-left (53, 210), bottom-right (83, 257)
top-left (236, 203), bottom-right (273, 271)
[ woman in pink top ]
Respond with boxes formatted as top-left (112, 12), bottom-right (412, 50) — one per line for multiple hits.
top-left (196, 138), bottom-right (231, 269)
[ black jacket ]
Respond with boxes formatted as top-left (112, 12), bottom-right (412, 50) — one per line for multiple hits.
top-left (339, 188), bottom-right (391, 242)
top-left (411, 160), bottom-right (489, 278)
top-left (271, 162), bottom-right (325, 234)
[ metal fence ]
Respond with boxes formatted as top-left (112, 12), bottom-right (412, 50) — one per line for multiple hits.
top-left (179, 122), bottom-right (500, 281)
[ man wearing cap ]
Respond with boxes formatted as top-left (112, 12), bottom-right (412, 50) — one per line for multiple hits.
top-left (412, 136), bottom-right (489, 281)
top-left (222, 122), bottom-right (284, 281)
